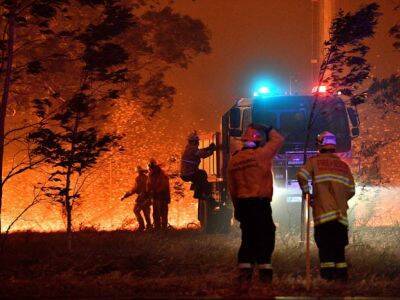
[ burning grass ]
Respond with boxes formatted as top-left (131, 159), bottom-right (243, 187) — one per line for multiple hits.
top-left (0, 226), bottom-right (399, 298)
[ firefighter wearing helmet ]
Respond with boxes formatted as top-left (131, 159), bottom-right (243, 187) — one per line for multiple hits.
top-left (227, 124), bottom-right (284, 290)
top-left (121, 165), bottom-right (152, 231)
top-left (296, 131), bottom-right (355, 282)
top-left (180, 131), bottom-right (217, 225)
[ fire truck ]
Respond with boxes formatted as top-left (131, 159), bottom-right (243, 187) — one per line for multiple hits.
top-left (201, 86), bottom-right (360, 233)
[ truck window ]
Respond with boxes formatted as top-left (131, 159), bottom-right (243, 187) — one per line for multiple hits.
top-left (280, 111), bottom-right (306, 142)
top-left (229, 108), bottom-right (241, 129)
top-left (242, 108), bottom-right (252, 131)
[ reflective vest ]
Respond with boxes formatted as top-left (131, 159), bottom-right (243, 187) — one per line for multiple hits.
top-left (296, 153), bottom-right (355, 226)
top-left (227, 130), bottom-right (284, 200)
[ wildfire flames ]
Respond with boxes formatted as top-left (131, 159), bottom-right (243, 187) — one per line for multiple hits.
top-left (2, 101), bottom-right (400, 232)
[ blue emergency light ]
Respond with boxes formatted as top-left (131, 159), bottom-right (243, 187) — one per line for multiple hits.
top-left (253, 86), bottom-right (270, 97)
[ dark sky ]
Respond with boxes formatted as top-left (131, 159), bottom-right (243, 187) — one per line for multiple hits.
top-left (160, 0), bottom-right (399, 133)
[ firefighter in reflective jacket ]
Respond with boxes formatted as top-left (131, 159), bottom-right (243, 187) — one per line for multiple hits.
top-left (148, 159), bottom-right (171, 230)
top-left (180, 131), bottom-right (217, 225)
top-left (227, 124), bottom-right (284, 288)
top-left (121, 166), bottom-right (152, 231)
top-left (180, 131), bottom-right (216, 200)
top-left (297, 131), bottom-right (355, 282)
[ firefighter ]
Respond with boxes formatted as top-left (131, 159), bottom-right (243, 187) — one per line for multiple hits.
top-left (296, 131), bottom-right (355, 282)
top-left (180, 131), bottom-right (216, 199)
top-left (180, 131), bottom-right (217, 225)
top-left (227, 124), bottom-right (284, 289)
top-left (148, 159), bottom-right (171, 230)
top-left (121, 166), bottom-right (152, 231)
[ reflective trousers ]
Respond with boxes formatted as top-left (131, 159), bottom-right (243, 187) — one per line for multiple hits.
top-left (236, 198), bottom-right (275, 269)
top-left (314, 220), bottom-right (349, 280)
top-left (153, 199), bottom-right (169, 230)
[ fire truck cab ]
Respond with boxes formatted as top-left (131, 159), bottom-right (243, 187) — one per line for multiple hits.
top-left (202, 91), bottom-right (360, 233)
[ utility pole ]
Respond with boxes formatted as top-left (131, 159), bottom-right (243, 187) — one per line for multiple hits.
top-left (311, 0), bottom-right (337, 84)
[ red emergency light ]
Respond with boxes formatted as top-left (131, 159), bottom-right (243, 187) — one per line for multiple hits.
top-left (311, 85), bottom-right (327, 94)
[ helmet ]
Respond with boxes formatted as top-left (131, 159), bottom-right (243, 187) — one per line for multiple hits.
top-left (148, 158), bottom-right (157, 169)
top-left (187, 131), bottom-right (200, 142)
top-left (241, 126), bottom-right (265, 143)
top-left (317, 131), bottom-right (336, 150)
top-left (136, 166), bottom-right (147, 173)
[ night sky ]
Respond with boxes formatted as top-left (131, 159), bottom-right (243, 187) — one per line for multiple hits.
top-left (163, 0), bottom-right (399, 132)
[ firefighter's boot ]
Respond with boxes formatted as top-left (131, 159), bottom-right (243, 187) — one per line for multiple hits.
top-left (259, 269), bottom-right (273, 284)
top-left (236, 268), bottom-right (253, 295)
top-left (320, 267), bottom-right (336, 281)
top-left (335, 263), bottom-right (348, 282)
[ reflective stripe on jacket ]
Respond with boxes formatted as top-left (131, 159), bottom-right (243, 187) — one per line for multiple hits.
top-left (296, 153), bottom-right (355, 226)
top-left (227, 129), bottom-right (284, 200)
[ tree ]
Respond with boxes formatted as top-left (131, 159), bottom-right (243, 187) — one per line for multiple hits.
top-left (29, 93), bottom-right (120, 250)
top-left (322, 3), bottom-right (380, 105)
top-left (389, 2), bottom-right (400, 51)
top-left (304, 2), bottom-right (380, 160)
top-left (24, 0), bottom-right (210, 247)
top-left (301, 2), bottom-right (380, 252)
top-left (368, 74), bottom-right (400, 115)
top-left (0, 0), bottom-right (210, 237)
top-left (0, 0), bottom-right (67, 233)
top-left (358, 3), bottom-right (400, 184)
top-left (368, 3), bottom-right (400, 115)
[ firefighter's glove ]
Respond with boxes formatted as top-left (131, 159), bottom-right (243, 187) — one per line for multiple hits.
top-left (209, 143), bottom-right (216, 151)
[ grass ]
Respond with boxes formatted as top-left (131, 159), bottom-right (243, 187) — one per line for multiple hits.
top-left (0, 226), bottom-right (399, 298)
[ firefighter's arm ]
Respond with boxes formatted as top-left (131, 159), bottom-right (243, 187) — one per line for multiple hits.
top-left (197, 143), bottom-right (216, 159)
top-left (121, 188), bottom-right (135, 200)
top-left (296, 159), bottom-right (313, 194)
top-left (259, 129), bottom-right (285, 159)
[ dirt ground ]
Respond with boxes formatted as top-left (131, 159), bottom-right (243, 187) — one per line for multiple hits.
top-left (0, 227), bottom-right (399, 298)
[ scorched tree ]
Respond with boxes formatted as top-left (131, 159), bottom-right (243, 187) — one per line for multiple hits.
top-left (25, 0), bottom-right (211, 245)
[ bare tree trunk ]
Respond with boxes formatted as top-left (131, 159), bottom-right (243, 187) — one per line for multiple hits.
top-left (64, 112), bottom-right (80, 251)
top-left (0, 9), bottom-right (15, 234)
top-left (66, 194), bottom-right (72, 252)
top-left (65, 163), bottom-right (73, 252)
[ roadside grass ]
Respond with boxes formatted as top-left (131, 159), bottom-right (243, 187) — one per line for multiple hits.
top-left (0, 227), bottom-right (399, 297)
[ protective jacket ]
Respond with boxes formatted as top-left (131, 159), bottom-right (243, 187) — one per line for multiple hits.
top-left (296, 153), bottom-right (355, 226)
top-left (227, 129), bottom-right (284, 200)
top-left (127, 173), bottom-right (149, 203)
top-left (148, 166), bottom-right (171, 204)
top-left (180, 144), bottom-right (214, 177)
